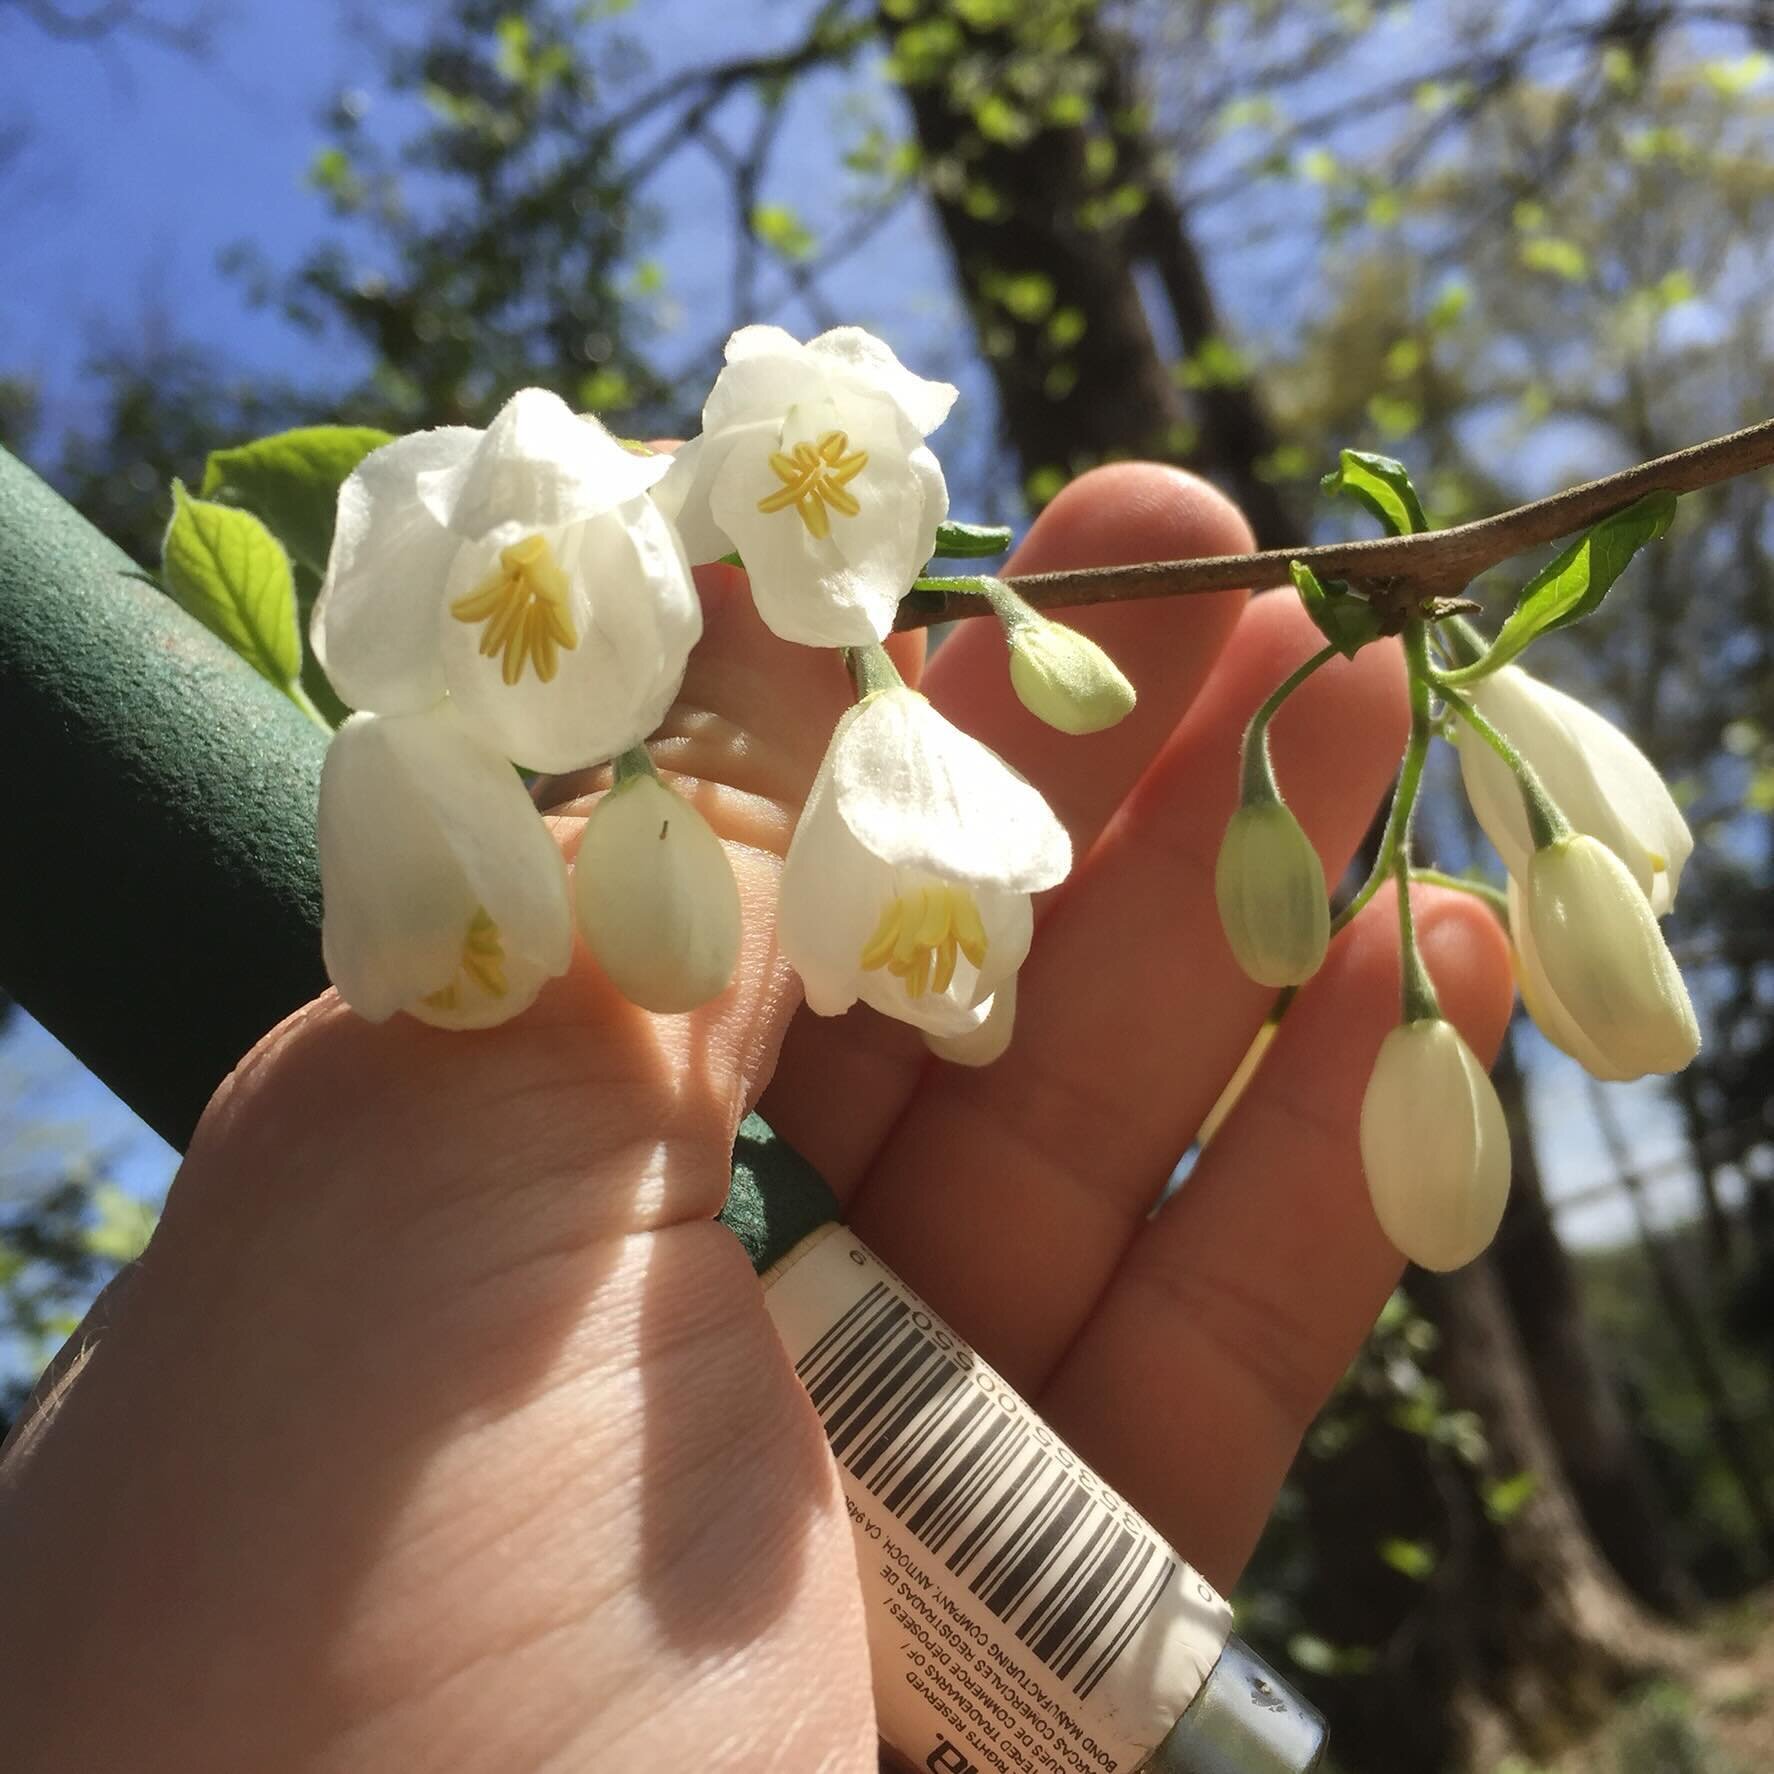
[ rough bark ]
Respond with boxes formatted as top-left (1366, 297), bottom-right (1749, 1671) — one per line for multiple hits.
top-left (1489, 1033), bottom-right (1701, 1617)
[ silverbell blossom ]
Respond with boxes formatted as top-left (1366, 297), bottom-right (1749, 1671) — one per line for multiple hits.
top-left (1214, 800), bottom-right (1330, 988)
top-left (1360, 1019), bottom-right (1511, 1271)
top-left (653, 326), bottom-right (956, 647)
top-left (1520, 834), bottom-right (1700, 1079)
top-left (317, 706), bottom-right (572, 1030)
top-left (1007, 619), bottom-right (1137, 735)
top-left (312, 388), bottom-right (701, 774)
top-left (572, 772), bottom-right (742, 1014)
top-left (1454, 665), bottom-right (1692, 913)
top-left (778, 688), bottom-right (1071, 1042)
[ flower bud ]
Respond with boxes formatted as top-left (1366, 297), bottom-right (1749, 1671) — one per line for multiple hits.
top-left (573, 773), bottom-right (741, 1013)
top-left (1522, 833), bottom-right (1700, 1078)
top-left (1214, 801), bottom-right (1330, 987)
top-left (1008, 620), bottom-right (1137, 735)
top-left (1360, 1019), bottom-right (1510, 1271)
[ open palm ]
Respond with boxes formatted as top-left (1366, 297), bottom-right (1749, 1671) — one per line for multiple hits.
top-left (0, 465), bottom-right (1510, 1772)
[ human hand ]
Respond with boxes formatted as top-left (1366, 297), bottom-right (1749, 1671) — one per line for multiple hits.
top-left (0, 465), bottom-right (1512, 1772)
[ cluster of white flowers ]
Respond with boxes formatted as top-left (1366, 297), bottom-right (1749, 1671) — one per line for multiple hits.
top-left (314, 328), bottom-right (1115, 1056)
top-left (1212, 633), bottom-right (1700, 1273)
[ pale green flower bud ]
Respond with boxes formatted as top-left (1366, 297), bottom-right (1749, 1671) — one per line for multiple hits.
top-left (1214, 801), bottom-right (1330, 988)
top-left (1523, 833), bottom-right (1700, 1078)
top-left (1007, 619), bottom-right (1137, 735)
top-left (573, 773), bottom-right (741, 1013)
top-left (1360, 1019), bottom-right (1510, 1271)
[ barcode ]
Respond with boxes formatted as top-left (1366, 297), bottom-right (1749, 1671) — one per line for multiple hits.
top-left (797, 1280), bottom-right (1175, 1701)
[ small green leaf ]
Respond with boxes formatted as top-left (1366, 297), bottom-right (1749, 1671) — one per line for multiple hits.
top-left (1292, 560), bottom-right (1386, 659)
top-left (162, 483), bottom-right (301, 690)
top-left (85, 1183), bottom-right (158, 1264)
top-left (932, 520), bottom-right (1014, 560)
top-left (1378, 1537), bottom-right (1438, 1580)
top-left (1483, 1470), bottom-right (1540, 1523)
top-left (1321, 448), bottom-right (1429, 536)
top-left (202, 425), bottom-right (393, 574)
top-left (1473, 492), bottom-right (1677, 677)
top-left (1518, 236), bottom-right (1588, 282)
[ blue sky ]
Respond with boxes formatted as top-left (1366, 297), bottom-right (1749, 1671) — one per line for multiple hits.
top-left (0, 0), bottom-right (1720, 1256)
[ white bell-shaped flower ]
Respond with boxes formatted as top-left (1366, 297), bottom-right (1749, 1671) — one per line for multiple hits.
top-left (573, 771), bottom-right (742, 1014)
top-left (779, 688), bottom-right (1070, 1040)
top-left (925, 975), bottom-right (1019, 1068)
top-left (1214, 800), bottom-right (1330, 988)
top-left (653, 326), bottom-right (957, 647)
top-left (1519, 834), bottom-right (1700, 1079)
top-left (313, 388), bottom-right (701, 773)
top-left (1454, 665), bottom-right (1692, 913)
top-left (1360, 1019), bottom-right (1511, 1271)
top-left (317, 706), bottom-right (573, 1030)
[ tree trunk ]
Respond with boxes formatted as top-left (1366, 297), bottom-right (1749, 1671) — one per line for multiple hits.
top-left (1489, 1032), bottom-right (1701, 1617)
top-left (880, 4), bottom-right (1298, 541)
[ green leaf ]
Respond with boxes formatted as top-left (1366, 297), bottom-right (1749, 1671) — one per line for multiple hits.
top-left (1378, 1537), bottom-right (1438, 1580)
top-left (1483, 1470), bottom-right (1540, 1523)
top-left (1518, 237), bottom-right (1588, 282)
top-left (932, 520), bottom-right (1014, 560)
top-left (161, 483), bottom-right (301, 690)
top-left (1321, 448), bottom-right (1428, 536)
top-left (1474, 492), bottom-right (1677, 677)
top-left (201, 425), bottom-right (393, 575)
top-left (1292, 560), bottom-right (1386, 659)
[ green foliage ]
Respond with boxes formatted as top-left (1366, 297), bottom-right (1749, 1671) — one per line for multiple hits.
top-left (161, 484), bottom-right (302, 695)
top-left (1292, 561), bottom-right (1385, 659)
top-left (1320, 448), bottom-right (1429, 536)
top-left (932, 519), bottom-right (1014, 559)
top-left (1468, 492), bottom-right (1678, 678)
top-left (201, 426), bottom-right (392, 576)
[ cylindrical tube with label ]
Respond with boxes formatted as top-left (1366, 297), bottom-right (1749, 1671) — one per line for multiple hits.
top-left (725, 1116), bottom-right (1327, 1774)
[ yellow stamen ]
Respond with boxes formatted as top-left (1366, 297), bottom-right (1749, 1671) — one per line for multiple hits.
top-left (860, 884), bottom-right (986, 1002)
top-left (449, 534), bottom-right (579, 686)
top-left (423, 907), bottom-right (509, 1011)
top-left (756, 430), bottom-right (869, 539)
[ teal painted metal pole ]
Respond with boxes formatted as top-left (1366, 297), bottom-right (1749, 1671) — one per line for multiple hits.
top-left (0, 446), bottom-right (836, 1253)
top-left (0, 446), bottom-right (329, 1151)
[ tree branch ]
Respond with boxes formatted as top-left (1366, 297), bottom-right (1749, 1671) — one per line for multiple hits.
top-left (895, 414), bottom-right (1774, 629)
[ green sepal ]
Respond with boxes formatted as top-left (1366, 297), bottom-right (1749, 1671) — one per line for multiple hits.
top-left (1292, 560), bottom-right (1386, 659)
top-left (932, 519), bottom-right (1015, 560)
top-left (201, 425), bottom-right (393, 575)
top-left (1453, 491), bottom-right (1677, 682)
top-left (1321, 448), bottom-right (1429, 537)
top-left (161, 482), bottom-right (302, 693)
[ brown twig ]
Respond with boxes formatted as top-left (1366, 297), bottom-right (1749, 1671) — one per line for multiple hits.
top-left (894, 414), bottom-right (1774, 630)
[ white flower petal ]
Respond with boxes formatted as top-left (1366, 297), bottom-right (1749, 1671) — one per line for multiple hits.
top-left (1524, 835), bottom-right (1700, 1078)
top-left (831, 689), bottom-right (1071, 892)
top-left (318, 707), bottom-right (571, 1027)
top-left (925, 975), bottom-right (1018, 1067)
top-left (778, 739), bottom-right (885, 1018)
top-left (1456, 666), bottom-right (1691, 911)
top-left (651, 426), bottom-right (767, 565)
top-left (312, 427), bottom-right (477, 715)
top-left (439, 499), bottom-right (701, 774)
top-left (418, 389), bottom-right (670, 540)
top-left (1507, 877), bottom-right (1635, 1081)
top-left (1361, 1019), bottom-right (1511, 1271)
top-left (805, 326), bottom-right (959, 435)
top-left (703, 341), bottom-right (827, 434)
top-left (573, 773), bottom-right (741, 1013)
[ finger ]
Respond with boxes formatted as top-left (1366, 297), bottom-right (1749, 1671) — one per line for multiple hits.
top-left (761, 464), bottom-right (1251, 1192)
top-left (843, 593), bottom-right (1409, 1385)
top-left (1037, 886), bottom-right (1516, 1588)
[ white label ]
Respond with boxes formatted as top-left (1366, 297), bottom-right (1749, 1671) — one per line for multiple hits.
top-left (764, 1227), bottom-right (1233, 1774)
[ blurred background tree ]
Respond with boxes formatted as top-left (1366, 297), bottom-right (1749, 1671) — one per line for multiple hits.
top-left (5, 0), bottom-right (1773, 1766)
